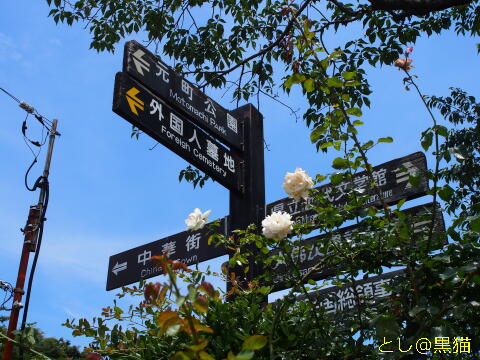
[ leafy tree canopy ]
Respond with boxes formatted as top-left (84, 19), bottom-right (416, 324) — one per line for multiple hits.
top-left (41, 1), bottom-right (480, 360)
top-left (0, 323), bottom-right (82, 360)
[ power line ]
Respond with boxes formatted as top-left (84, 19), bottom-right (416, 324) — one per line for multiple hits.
top-left (0, 86), bottom-right (60, 191)
top-left (1, 87), bottom-right (55, 129)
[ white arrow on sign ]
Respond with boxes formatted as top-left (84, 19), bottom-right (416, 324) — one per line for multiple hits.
top-left (132, 49), bottom-right (150, 76)
top-left (394, 161), bottom-right (419, 189)
top-left (112, 261), bottom-right (127, 275)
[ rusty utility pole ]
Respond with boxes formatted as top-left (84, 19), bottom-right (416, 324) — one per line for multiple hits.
top-left (2, 119), bottom-right (59, 360)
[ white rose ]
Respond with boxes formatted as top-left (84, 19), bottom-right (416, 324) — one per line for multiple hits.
top-left (262, 211), bottom-right (294, 239)
top-left (282, 167), bottom-right (314, 200)
top-left (185, 208), bottom-right (212, 231)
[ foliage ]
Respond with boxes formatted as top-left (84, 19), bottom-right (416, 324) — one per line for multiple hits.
top-left (0, 324), bottom-right (81, 360)
top-left (42, 0), bottom-right (480, 359)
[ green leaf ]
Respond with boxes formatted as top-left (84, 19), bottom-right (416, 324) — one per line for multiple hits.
top-left (341, 71), bottom-right (356, 80)
top-left (310, 127), bottom-right (324, 143)
top-left (470, 216), bottom-right (480, 232)
top-left (284, 73), bottom-right (306, 89)
top-left (408, 175), bottom-right (421, 187)
top-left (319, 141), bottom-right (333, 149)
top-left (332, 157), bottom-right (349, 169)
top-left (199, 351), bottom-right (215, 360)
top-left (344, 80), bottom-right (361, 87)
top-left (421, 131), bottom-right (433, 151)
top-left (330, 173), bottom-right (343, 185)
top-left (176, 296), bottom-right (186, 307)
top-left (303, 79), bottom-right (315, 92)
top-left (374, 315), bottom-right (400, 339)
top-left (433, 125), bottom-right (448, 138)
top-left (236, 350), bottom-right (254, 360)
top-left (242, 335), bottom-right (268, 350)
top-left (378, 137), bottom-right (393, 143)
top-left (438, 185), bottom-right (454, 201)
top-left (193, 298), bottom-right (209, 313)
top-left (173, 351), bottom-right (193, 360)
top-left (346, 107), bottom-right (362, 117)
top-left (326, 76), bottom-right (343, 88)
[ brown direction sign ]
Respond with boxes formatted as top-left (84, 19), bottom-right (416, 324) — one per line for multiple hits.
top-left (266, 152), bottom-right (429, 225)
top-left (106, 217), bottom-right (229, 291)
top-left (279, 269), bottom-right (405, 316)
top-left (113, 72), bottom-right (243, 193)
top-left (267, 202), bottom-right (445, 292)
top-left (123, 40), bottom-right (243, 150)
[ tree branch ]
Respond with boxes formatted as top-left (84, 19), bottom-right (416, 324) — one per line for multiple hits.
top-left (185, 0), bottom-right (316, 89)
top-left (369, 0), bottom-right (472, 14)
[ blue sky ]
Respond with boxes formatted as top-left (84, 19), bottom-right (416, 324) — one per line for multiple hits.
top-left (0, 0), bottom-right (478, 349)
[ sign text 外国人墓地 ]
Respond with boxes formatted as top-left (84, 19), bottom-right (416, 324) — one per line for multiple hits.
top-left (113, 72), bottom-right (243, 193)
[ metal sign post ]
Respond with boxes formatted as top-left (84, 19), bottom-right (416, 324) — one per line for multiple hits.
top-left (227, 104), bottom-right (265, 295)
top-left (111, 41), bottom-right (265, 294)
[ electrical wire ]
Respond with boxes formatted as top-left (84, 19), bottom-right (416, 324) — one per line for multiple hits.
top-left (1, 87), bottom-right (54, 129)
top-left (1, 86), bottom-right (58, 192)
top-left (23, 118), bottom-right (49, 192)
top-left (0, 87), bottom-right (21, 103)
top-left (0, 281), bottom-right (14, 311)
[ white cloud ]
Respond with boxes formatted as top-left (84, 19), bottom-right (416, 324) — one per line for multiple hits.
top-left (0, 32), bottom-right (32, 70)
top-left (38, 232), bottom-right (134, 286)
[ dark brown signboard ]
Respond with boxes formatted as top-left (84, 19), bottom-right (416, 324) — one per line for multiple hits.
top-left (113, 72), bottom-right (243, 193)
top-left (267, 202), bottom-right (445, 292)
top-left (280, 269), bottom-right (405, 316)
top-left (106, 217), bottom-right (229, 290)
top-left (123, 40), bottom-right (243, 150)
top-left (266, 152), bottom-right (429, 225)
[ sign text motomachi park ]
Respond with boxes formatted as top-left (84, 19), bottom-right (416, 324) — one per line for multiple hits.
top-left (123, 40), bottom-right (243, 150)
